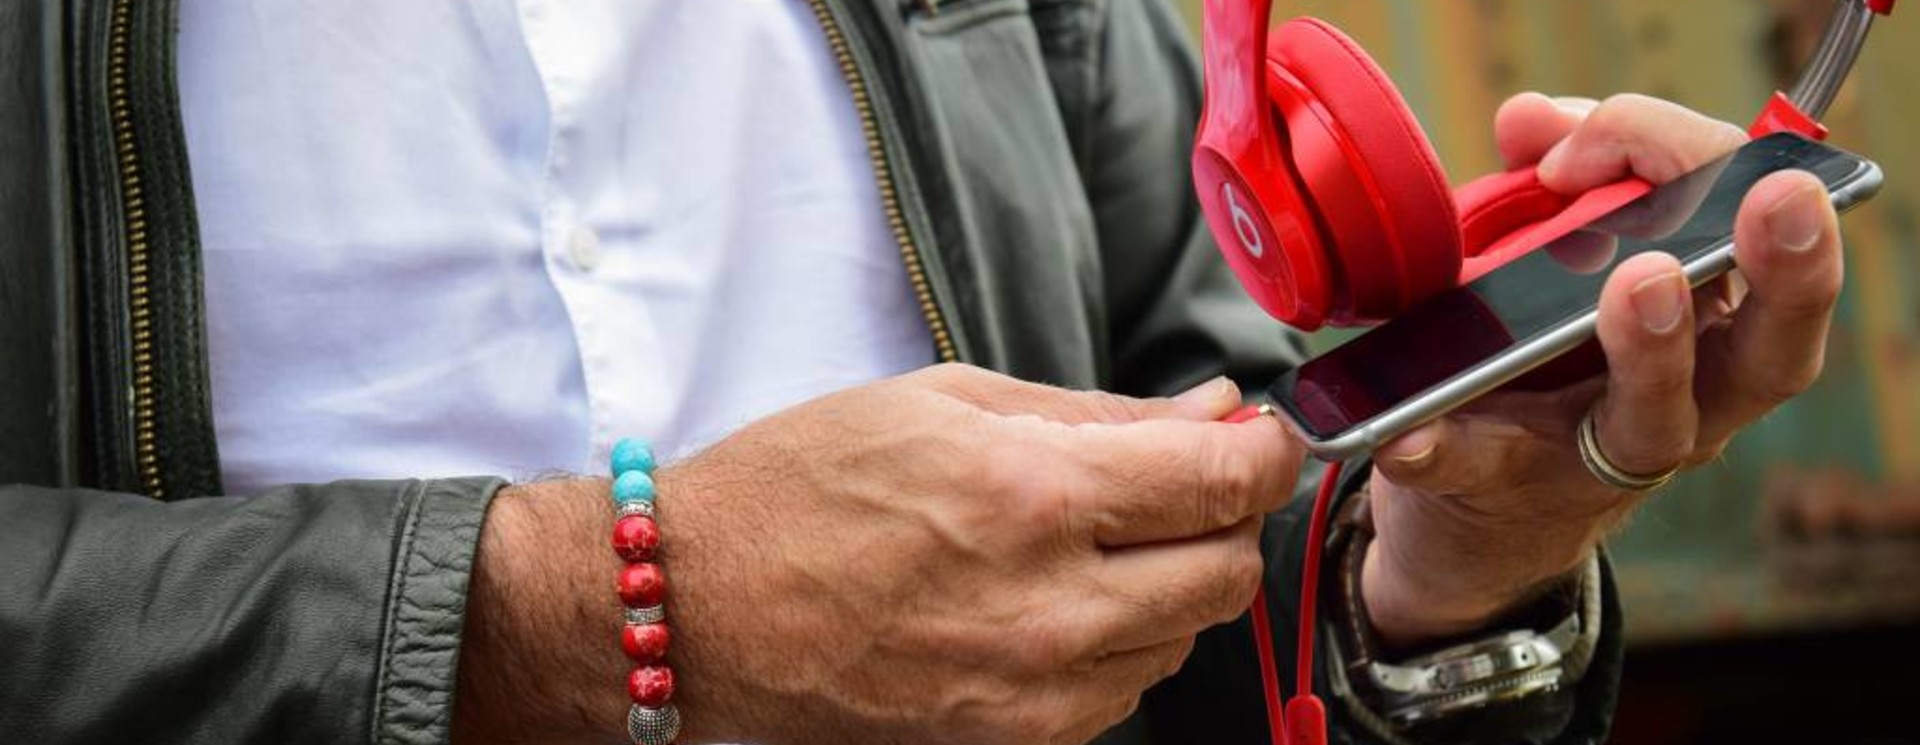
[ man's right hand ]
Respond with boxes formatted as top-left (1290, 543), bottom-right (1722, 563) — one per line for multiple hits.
top-left (453, 364), bottom-right (1302, 745)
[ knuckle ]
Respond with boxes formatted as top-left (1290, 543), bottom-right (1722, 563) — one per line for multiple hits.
top-left (1590, 93), bottom-right (1655, 128)
top-left (998, 705), bottom-right (1058, 745)
top-left (919, 361), bottom-right (974, 386)
top-left (1010, 623), bottom-right (1076, 673)
top-left (984, 443), bottom-right (1082, 540)
top-left (1754, 354), bottom-right (1826, 406)
top-left (1691, 435), bottom-right (1734, 467)
top-left (1600, 410), bottom-right (1696, 470)
top-left (1079, 390), bottom-right (1141, 423)
top-left (1784, 283), bottom-right (1843, 320)
top-left (1098, 696), bottom-right (1144, 735)
top-left (1618, 432), bottom-right (1695, 473)
top-left (1206, 444), bottom-right (1262, 516)
top-left (1610, 345), bottom-right (1692, 393)
top-left (979, 439), bottom-right (1035, 495)
top-left (1195, 546), bottom-right (1264, 625)
top-left (1763, 262), bottom-right (1844, 312)
top-left (1596, 92), bottom-right (1650, 113)
top-left (1161, 637), bottom-right (1198, 679)
top-left (1710, 119), bottom-right (1750, 148)
top-left (1625, 364), bottom-right (1693, 400)
top-left (1222, 547), bottom-right (1266, 620)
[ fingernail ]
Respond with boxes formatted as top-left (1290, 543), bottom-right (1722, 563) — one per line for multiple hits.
top-left (1391, 443), bottom-right (1436, 466)
top-left (1554, 96), bottom-right (1598, 117)
top-left (1387, 428), bottom-right (1438, 466)
top-left (1538, 139), bottom-right (1570, 180)
top-left (1631, 272), bottom-right (1687, 334)
top-left (1174, 376), bottom-right (1233, 405)
top-left (1765, 184), bottom-right (1825, 253)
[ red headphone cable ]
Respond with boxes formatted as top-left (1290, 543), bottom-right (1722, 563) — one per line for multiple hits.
top-left (1224, 404), bottom-right (1340, 745)
top-left (1282, 457), bottom-right (1342, 745)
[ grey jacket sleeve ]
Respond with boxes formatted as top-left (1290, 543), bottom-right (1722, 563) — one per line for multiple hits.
top-left (0, 477), bottom-right (502, 745)
top-left (1081, 2), bottom-right (1624, 744)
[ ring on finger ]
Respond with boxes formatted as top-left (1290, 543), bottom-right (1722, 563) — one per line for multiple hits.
top-left (1576, 410), bottom-right (1680, 492)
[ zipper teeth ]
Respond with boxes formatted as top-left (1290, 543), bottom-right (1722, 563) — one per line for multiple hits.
top-left (805, 0), bottom-right (958, 363)
top-left (107, 0), bottom-right (164, 499)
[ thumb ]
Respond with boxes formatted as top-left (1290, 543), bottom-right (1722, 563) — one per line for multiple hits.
top-left (1153, 376), bottom-right (1246, 421)
top-left (1032, 376), bottom-right (1244, 424)
top-left (1372, 417), bottom-right (1492, 495)
top-left (921, 364), bottom-right (1242, 424)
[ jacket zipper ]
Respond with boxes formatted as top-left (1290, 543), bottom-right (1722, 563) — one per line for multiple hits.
top-left (107, 0), bottom-right (165, 498)
top-left (803, 0), bottom-right (958, 363)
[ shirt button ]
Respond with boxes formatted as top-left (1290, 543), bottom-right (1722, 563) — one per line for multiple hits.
top-left (568, 225), bottom-right (602, 272)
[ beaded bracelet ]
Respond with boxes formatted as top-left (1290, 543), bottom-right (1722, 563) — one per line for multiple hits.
top-left (610, 438), bottom-right (680, 745)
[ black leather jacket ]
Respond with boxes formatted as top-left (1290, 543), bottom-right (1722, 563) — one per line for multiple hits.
top-left (0, 0), bottom-right (1621, 742)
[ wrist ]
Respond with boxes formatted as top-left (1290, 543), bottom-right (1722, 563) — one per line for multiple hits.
top-left (1331, 514), bottom-right (1602, 734)
top-left (452, 468), bottom-right (765, 745)
top-left (647, 459), bottom-right (770, 745)
top-left (1361, 477), bottom-right (1597, 649)
top-left (456, 478), bottom-right (628, 744)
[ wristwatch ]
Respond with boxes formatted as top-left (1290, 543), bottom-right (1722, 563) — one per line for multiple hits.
top-left (1322, 487), bottom-right (1602, 741)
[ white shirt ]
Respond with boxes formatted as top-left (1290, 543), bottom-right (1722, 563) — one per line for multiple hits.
top-left (178, 0), bottom-right (935, 494)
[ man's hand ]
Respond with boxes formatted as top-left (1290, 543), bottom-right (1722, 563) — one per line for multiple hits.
top-left (1362, 92), bottom-right (1844, 646)
top-left (454, 364), bottom-right (1304, 745)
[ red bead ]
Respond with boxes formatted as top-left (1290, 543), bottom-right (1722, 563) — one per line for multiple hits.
top-left (612, 515), bottom-right (661, 562)
top-left (621, 622), bottom-right (671, 663)
top-left (628, 665), bottom-right (676, 706)
top-left (617, 562), bottom-right (667, 607)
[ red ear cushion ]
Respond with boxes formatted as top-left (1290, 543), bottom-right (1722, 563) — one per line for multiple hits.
top-left (1269, 18), bottom-right (1461, 317)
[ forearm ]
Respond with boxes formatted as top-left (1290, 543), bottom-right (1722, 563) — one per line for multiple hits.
top-left (454, 478), bottom-right (623, 743)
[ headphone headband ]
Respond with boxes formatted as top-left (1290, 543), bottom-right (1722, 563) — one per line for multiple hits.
top-left (1790, 0), bottom-right (1894, 118)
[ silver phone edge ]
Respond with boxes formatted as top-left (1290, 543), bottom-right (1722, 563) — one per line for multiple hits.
top-left (1288, 159), bottom-right (1885, 462)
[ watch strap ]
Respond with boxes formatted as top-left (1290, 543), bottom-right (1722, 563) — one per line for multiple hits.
top-left (1323, 486), bottom-right (1603, 739)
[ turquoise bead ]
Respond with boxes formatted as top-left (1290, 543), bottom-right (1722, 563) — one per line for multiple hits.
top-left (613, 470), bottom-right (657, 506)
top-left (611, 438), bottom-right (657, 476)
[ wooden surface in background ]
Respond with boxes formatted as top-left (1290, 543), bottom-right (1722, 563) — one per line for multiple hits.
top-left (1175, 0), bottom-right (1920, 644)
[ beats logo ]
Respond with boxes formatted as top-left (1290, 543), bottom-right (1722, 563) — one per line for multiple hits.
top-left (1221, 181), bottom-right (1266, 259)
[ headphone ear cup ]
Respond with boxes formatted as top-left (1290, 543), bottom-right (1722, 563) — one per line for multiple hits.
top-left (1192, 0), bottom-right (1343, 329)
top-left (1268, 18), bottom-right (1462, 323)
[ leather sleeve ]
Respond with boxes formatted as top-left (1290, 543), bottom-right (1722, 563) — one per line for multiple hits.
top-left (0, 477), bottom-right (502, 745)
top-left (1080, 2), bottom-right (1625, 743)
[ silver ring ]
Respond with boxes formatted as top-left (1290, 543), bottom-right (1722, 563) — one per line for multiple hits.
top-left (1576, 410), bottom-right (1679, 492)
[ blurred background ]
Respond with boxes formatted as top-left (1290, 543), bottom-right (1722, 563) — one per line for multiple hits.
top-left (1169, 1), bottom-right (1920, 743)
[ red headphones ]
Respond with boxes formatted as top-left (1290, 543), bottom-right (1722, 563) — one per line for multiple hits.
top-left (1192, 0), bottom-right (1887, 332)
top-left (1196, 3), bottom-right (1894, 744)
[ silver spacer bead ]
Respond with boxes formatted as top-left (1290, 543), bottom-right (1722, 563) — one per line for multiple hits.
top-left (618, 501), bottom-right (656, 518)
top-left (627, 703), bottom-right (681, 745)
top-left (624, 605), bottom-right (666, 625)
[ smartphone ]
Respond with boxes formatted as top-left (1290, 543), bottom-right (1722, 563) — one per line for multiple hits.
top-left (1266, 133), bottom-right (1884, 460)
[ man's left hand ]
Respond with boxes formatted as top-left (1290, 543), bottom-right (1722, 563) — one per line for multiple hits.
top-left (1362, 92), bottom-right (1844, 646)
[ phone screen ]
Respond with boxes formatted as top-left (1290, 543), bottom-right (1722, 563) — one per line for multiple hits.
top-left (1266, 134), bottom-right (1878, 449)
